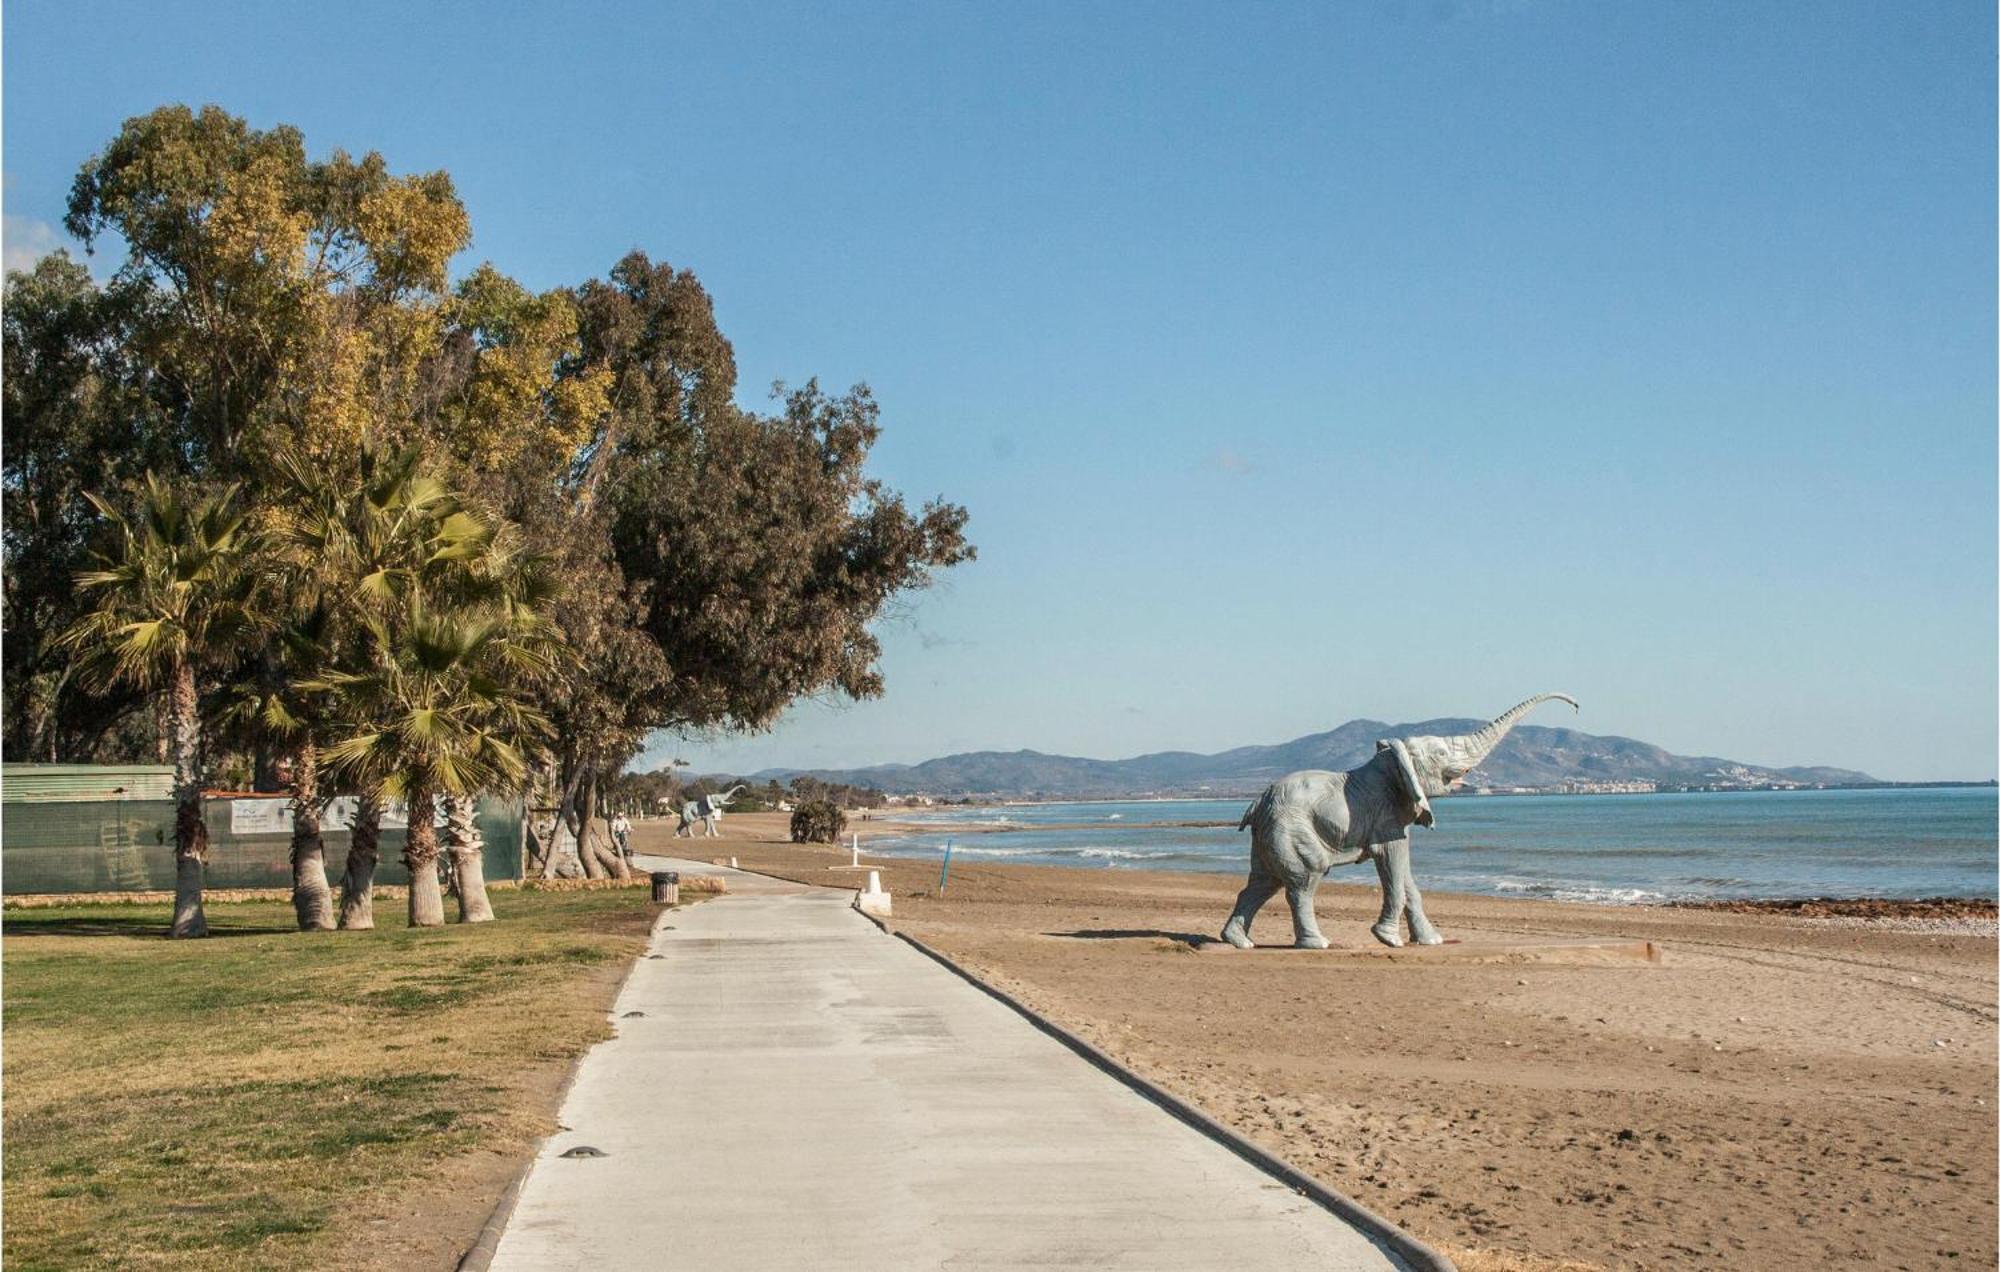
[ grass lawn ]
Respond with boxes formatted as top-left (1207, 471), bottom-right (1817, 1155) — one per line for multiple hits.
top-left (3, 886), bottom-right (669, 1270)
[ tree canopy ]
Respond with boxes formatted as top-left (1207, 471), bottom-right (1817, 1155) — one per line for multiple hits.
top-left (5, 103), bottom-right (974, 807)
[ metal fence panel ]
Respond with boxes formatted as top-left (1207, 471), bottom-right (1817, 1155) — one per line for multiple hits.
top-left (1, 794), bottom-right (524, 896)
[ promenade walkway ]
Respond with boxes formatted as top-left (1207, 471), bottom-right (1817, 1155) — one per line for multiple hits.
top-left (485, 854), bottom-right (1414, 1270)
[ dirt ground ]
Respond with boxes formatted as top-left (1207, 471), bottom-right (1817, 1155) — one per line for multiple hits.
top-left (637, 812), bottom-right (1998, 1271)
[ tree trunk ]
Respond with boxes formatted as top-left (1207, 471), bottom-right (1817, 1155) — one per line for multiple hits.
top-left (338, 791), bottom-right (382, 930)
top-left (167, 659), bottom-right (208, 939)
top-left (524, 813), bottom-right (550, 878)
top-left (598, 771), bottom-right (631, 880)
top-left (288, 743), bottom-right (334, 931)
top-left (253, 744), bottom-right (281, 793)
top-left (403, 780), bottom-right (445, 927)
top-left (570, 765), bottom-right (606, 879)
top-left (446, 794), bottom-right (496, 923)
top-left (574, 770), bottom-right (627, 880)
top-left (549, 816), bottom-right (584, 878)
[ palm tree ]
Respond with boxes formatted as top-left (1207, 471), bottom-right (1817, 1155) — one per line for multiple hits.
top-left (58, 475), bottom-right (259, 938)
top-left (438, 526), bottom-right (561, 921)
top-left (315, 599), bottom-right (550, 925)
top-left (274, 443), bottom-right (476, 927)
top-left (216, 604), bottom-right (337, 930)
top-left (282, 441), bottom-right (554, 926)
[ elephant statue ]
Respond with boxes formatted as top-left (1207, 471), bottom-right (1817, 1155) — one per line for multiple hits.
top-left (675, 784), bottom-right (745, 838)
top-left (1222, 693), bottom-right (1578, 950)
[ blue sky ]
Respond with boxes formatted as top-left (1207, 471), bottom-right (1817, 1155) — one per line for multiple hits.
top-left (6, 1), bottom-right (1994, 781)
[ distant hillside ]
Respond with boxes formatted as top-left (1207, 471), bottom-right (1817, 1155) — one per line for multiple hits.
top-left (741, 719), bottom-right (1876, 799)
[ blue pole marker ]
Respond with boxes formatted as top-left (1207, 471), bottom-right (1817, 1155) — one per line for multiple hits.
top-left (938, 839), bottom-right (955, 893)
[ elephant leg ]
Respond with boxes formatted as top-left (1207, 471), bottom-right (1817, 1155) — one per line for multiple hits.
top-left (1221, 868), bottom-right (1282, 949)
top-left (1286, 877), bottom-right (1330, 950)
top-left (1370, 845), bottom-right (1407, 947)
top-left (1385, 839), bottom-right (1444, 945)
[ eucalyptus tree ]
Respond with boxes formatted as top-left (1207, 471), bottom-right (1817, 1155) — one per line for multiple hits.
top-left (62, 103), bottom-right (470, 477)
top-left (2, 254), bottom-right (179, 761)
top-left (56, 476), bottom-right (261, 937)
top-left (604, 374), bottom-right (974, 729)
top-left (522, 253), bottom-right (974, 839)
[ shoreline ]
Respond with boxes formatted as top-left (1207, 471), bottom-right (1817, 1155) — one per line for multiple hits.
top-left (843, 813), bottom-right (1998, 921)
top-left (637, 813), bottom-right (1997, 1270)
top-left (856, 781), bottom-right (1997, 810)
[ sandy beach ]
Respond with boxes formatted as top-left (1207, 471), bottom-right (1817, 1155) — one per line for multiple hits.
top-left (633, 812), bottom-right (1996, 1270)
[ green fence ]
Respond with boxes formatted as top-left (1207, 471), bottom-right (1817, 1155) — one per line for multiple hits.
top-left (1, 794), bottom-right (525, 895)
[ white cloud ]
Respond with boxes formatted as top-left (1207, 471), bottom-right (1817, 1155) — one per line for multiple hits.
top-left (4, 215), bottom-right (71, 274)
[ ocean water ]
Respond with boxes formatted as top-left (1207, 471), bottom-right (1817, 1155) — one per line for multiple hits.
top-left (859, 787), bottom-right (1998, 904)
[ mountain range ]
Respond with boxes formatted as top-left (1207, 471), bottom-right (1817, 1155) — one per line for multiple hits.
top-left (740, 718), bottom-right (1877, 799)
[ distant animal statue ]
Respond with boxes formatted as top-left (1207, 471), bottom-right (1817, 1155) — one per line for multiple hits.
top-left (676, 785), bottom-right (746, 839)
top-left (1223, 693), bottom-right (1578, 950)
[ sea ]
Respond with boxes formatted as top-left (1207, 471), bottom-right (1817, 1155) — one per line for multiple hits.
top-left (858, 787), bottom-right (1998, 905)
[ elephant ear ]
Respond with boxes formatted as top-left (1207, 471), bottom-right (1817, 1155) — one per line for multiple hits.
top-left (1378, 739), bottom-right (1435, 828)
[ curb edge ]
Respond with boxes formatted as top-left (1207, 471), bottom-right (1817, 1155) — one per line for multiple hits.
top-left (883, 920), bottom-right (1458, 1272)
top-left (455, 904), bottom-right (676, 1271)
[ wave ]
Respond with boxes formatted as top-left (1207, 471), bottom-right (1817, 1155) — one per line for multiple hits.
top-left (934, 844), bottom-right (1056, 858)
top-left (868, 838), bottom-right (1219, 868)
top-left (1474, 878), bottom-right (1668, 905)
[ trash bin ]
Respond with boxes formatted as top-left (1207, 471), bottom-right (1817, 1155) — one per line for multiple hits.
top-left (651, 870), bottom-right (679, 905)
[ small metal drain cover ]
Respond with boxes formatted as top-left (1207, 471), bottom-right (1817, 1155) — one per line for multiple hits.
top-left (646, 954), bottom-right (664, 960)
top-left (560, 1146), bottom-right (607, 1159)
top-left (622, 1011), bottom-right (645, 1018)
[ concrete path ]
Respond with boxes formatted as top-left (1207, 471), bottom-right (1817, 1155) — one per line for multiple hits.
top-left (487, 854), bottom-right (1410, 1271)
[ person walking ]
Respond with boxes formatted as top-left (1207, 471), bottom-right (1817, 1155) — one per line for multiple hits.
top-left (611, 811), bottom-right (633, 860)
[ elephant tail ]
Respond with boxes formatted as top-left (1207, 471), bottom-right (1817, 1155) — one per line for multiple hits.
top-left (1237, 789), bottom-right (1269, 831)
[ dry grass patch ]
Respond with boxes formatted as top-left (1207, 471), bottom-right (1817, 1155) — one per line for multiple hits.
top-left (3, 887), bottom-right (679, 1270)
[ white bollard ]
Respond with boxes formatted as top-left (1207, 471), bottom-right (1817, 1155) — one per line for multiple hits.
top-left (850, 834), bottom-right (861, 868)
top-left (856, 869), bottom-right (891, 919)
top-left (730, 856), bottom-right (738, 869)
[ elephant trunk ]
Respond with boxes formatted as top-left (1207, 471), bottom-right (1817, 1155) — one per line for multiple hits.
top-left (1458, 692), bottom-right (1580, 766)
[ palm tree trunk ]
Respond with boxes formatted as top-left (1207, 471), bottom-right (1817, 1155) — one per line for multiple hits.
top-left (446, 794), bottom-right (496, 923)
top-left (288, 743), bottom-right (334, 931)
top-left (338, 791), bottom-right (382, 930)
top-left (167, 658), bottom-right (208, 939)
top-left (403, 780), bottom-right (445, 927)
